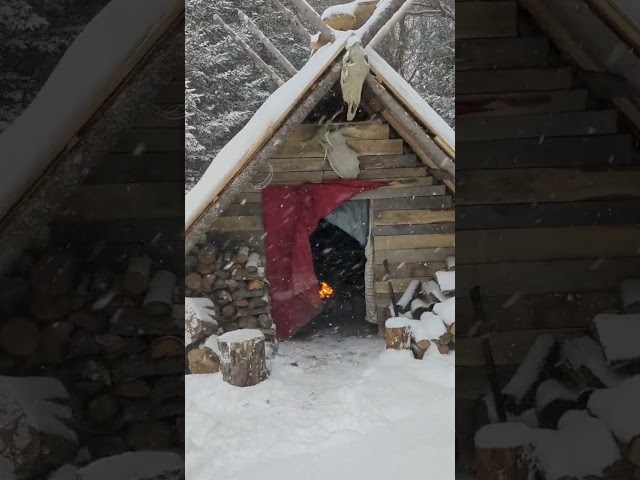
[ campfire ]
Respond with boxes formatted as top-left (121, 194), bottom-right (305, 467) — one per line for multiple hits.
top-left (319, 281), bottom-right (334, 299)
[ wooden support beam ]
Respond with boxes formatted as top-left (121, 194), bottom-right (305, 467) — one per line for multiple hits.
top-left (368, 0), bottom-right (415, 48)
top-left (287, 0), bottom-right (335, 44)
top-left (213, 15), bottom-right (284, 87)
top-left (238, 10), bottom-right (298, 77)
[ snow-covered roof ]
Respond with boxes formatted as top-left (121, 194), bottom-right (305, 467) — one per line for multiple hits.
top-left (185, 31), bottom-right (453, 232)
top-left (0, 0), bottom-right (183, 222)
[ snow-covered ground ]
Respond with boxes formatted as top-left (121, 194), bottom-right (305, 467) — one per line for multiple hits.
top-left (186, 332), bottom-right (455, 479)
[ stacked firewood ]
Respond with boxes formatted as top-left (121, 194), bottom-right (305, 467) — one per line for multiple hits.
top-left (473, 277), bottom-right (640, 480)
top-left (0, 247), bottom-right (184, 465)
top-left (384, 256), bottom-right (455, 358)
top-left (185, 238), bottom-right (275, 343)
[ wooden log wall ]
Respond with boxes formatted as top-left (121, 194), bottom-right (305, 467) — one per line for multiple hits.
top-left (50, 70), bottom-right (184, 268)
top-left (455, 0), bottom-right (640, 467)
top-left (208, 121), bottom-right (455, 323)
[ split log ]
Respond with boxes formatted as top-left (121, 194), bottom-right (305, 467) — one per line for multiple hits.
top-left (197, 244), bottom-right (218, 265)
top-left (218, 330), bottom-right (268, 387)
top-left (151, 376), bottom-right (183, 405)
top-left (144, 270), bottom-right (176, 316)
top-left (233, 288), bottom-right (265, 299)
top-left (247, 280), bottom-right (264, 291)
top-left (122, 256), bottom-right (151, 295)
top-left (214, 269), bottom-right (232, 280)
top-left (385, 317), bottom-right (411, 350)
top-left (151, 336), bottom-right (184, 359)
top-left (231, 268), bottom-right (259, 281)
top-left (396, 279), bottom-right (421, 312)
top-left (257, 314), bottom-right (273, 329)
top-left (246, 253), bottom-right (260, 272)
top-left (201, 274), bottom-right (217, 291)
top-left (474, 423), bottom-right (537, 480)
top-left (249, 295), bottom-right (269, 309)
top-left (236, 246), bottom-right (250, 265)
top-left (185, 273), bottom-right (202, 290)
top-left (561, 336), bottom-right (624, 389)
top-left (31, 251), bottom-right (75, 296)
top-left (213, 15), bottom-right (284, 87)
top-left (411, 339), bottom-right (431, 359)
top-left (187, 347), bottom-right (220, 374)
top-left (88, 394), bottom-right (120, 424)
top-left (233, 298), bottom-right (250, 308)
top-left (185, 255), bottom-right (198, 272)
top-left (40, 321), bottom-right (74, 363)
top-left (239, 10), bottom-right (298, 76)
top-left (502, 334), bottom-right (558, 413)
top-left (78, 359), bottom-right (111, 386)
top-left (535, 379), bottom-right (582, 429)
top-left (111, 355), bottom-right (184, 382)
top-left (94, 333), bottom-right (147, 359)
top-left (112, 379), bottom-right (151, 399)
top-left (197, 261), bottom-right (216, 275)
top-left (238, 316), bottom-right (259, 329)
top-left (110, 307), bottom-right (182, 336)
top-left (67, 330), bottom-right (101, 358)
top-left (0, 317), bottom-right (39, 357)
top-left (410, 298), bottom-right (432, 319)
top-left (69, 310), bottom-right (107, 333)
top-left (217, 290), bottom-right (233, 305)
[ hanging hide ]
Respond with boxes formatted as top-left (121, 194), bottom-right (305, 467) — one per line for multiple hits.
top-left (325, 130), bottom-right (360, 179)
top-left (340, 38), bottom-right (370, 121)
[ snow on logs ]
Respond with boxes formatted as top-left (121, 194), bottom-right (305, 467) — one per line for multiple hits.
top-left (383, 264), bottom-right (455, 357)
top-left (474, 422), bottom-right (538, 480)
top-left (218, 329), bottom-right (268, 387)
top-left (321, 0), bottom-right (379, 31)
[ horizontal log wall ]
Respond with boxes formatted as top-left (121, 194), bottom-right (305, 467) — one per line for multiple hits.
top-left (52, 71), bottom-right (184, 267)
top-left (206, 121), bottom-right (455, 321)
top-left (455, 0), bottom-right (640, 465)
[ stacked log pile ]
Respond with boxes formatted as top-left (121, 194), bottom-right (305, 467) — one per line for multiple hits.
top-left (185, 237), bottom-right (276, 374)
top-left (0, 247), bottom-right (183, 471)
top-left (384, 256), bottom-right (455, 357)
top-left (473, 277), bottom-right (640, 480)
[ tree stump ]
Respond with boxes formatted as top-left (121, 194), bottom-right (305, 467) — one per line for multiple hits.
top-left (474, 423), bottom-right (537, 480)
top-left (384, 318), bottom-right (411, 350)
top-left (217, 329), bottom-right (268, 387)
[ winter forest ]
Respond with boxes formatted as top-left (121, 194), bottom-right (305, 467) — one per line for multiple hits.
top-left (185, 0), bottom-right (454, 189)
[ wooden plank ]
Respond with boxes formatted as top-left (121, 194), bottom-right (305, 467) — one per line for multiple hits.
top-left (374, 247), bottom-right (455, 264)
top-left (272, 139), bottom-right (404, 158)
top-left (456, 257), bottom-right (640, 297)
top-left (268, 171), bottom-right (325, 184)
top-left (455, 292), bottom-right (619, 332)
top-left (457, 168), bottom-right (640, 205)
top-left (358, 154), bottom-right (419, 169)
top-left (457, 90), bottom-right (588, 117)
top-left (456, 134), bottom-right (632, 169)
top-left (51, 217), bottom-right (182, 243)
top-left (457, 226), bottom-right (640, 263)
top-left (207, 231), bottom-right (266, 248)
top-left (113, 128), bottom-right (184, 153)
top-left (374, 233), bottom-right (455, 251)
top-left (372, 223), bottom-right (455, 236)
top-left (372, 196), bottom-right (452, 210)
top-left (373, 209), bottom-right (455, 225)
top-left (456, 36), bottom-right (549, 70)
top-left (86, 153), bottom-right (183, 183)
top-left (63, 183), bottom-right (183, 220)
top-left (287, 122), bottom-right (390, 141)
top-left (456, 1), bottom-right (517, 39)
top-left (456, 329), bottom-right (584, 366)
top-left (373, 261), bottom-right (447, 280)
top-left (457, 110), bottom-right (618, 141)
top-left (211, 216), bottom-right (263, 232)
top-left (456, 199), bottom-right (640, 230)
top-left (324, 167), bottom-right (427, 180)
top-left (231, 192), bottom-right (262, 204)
top-left (262, 157), bottom-right (327, 172)
top-left (221, 202), bottom-right (264, 217)
top-left (457, 67), bottom-right (573, 95)
top-left (353, 185), bottom-right (444, 200)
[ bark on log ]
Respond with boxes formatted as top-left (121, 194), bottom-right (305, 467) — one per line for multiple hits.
top-left (112, 379), bottom-right (152, 399)
top-left (218, 330), bottom-right (268, 387)
top-left (150, 336), bottom-right (184, 359)
top-left (246, 253), bottom-right (260, 272)
top-left (475, 423), bottom-right (537, 480)
top-left (111, 307), bottom-right (182, 336)
top-left (88, 394), bottom-right (121, 424)
top-left (239, 10), bottom-right (298, 76)
top-left (185, 273), bottom-right (202, 290)
top-left (122, 256), bottom-right (151, 295)
top-left (288, 0), bottom-right (335, 44)
top-left (144, 270), bottom-right (176, 315)
top-left (272, 0), bottom-right (311, 45)
top-left (236, 246), bottom-right (250, 264)
top-left (213, 15), bottom-right (284, 87)
top-left (385, 317), bottom-right (411, 350)
top-left (197, 244), bottom-right (218, 265)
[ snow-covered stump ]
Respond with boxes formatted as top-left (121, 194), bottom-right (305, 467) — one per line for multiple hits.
top-left (384, 317), bottom-right (411, 350)
top-left (474, 423), bottom-right (537, 480)
top-left (218, 329), bottom-right (268, 387)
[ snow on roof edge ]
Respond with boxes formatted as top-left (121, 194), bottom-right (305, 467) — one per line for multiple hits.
top-left (185, 32), bottom-right (352, 231)
top-left (366, 48), bottom-right (455, 153)
top-left (0, 0), bottom-right (183, 223)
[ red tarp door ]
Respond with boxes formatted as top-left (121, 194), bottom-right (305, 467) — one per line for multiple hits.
top-left (262, 180), bottom-right (385, 340)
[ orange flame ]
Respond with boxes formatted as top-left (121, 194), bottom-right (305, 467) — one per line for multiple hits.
top-left (319, 281), bottom-right (334, 299)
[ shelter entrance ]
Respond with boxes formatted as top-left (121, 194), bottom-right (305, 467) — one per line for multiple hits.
top-left (296, 200), bottom-right (376, 338)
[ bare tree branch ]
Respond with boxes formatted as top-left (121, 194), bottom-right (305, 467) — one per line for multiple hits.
top-left (238, 10), bottom-right (298, 77)
top-left (213, 15), bottom-right (284, 87)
